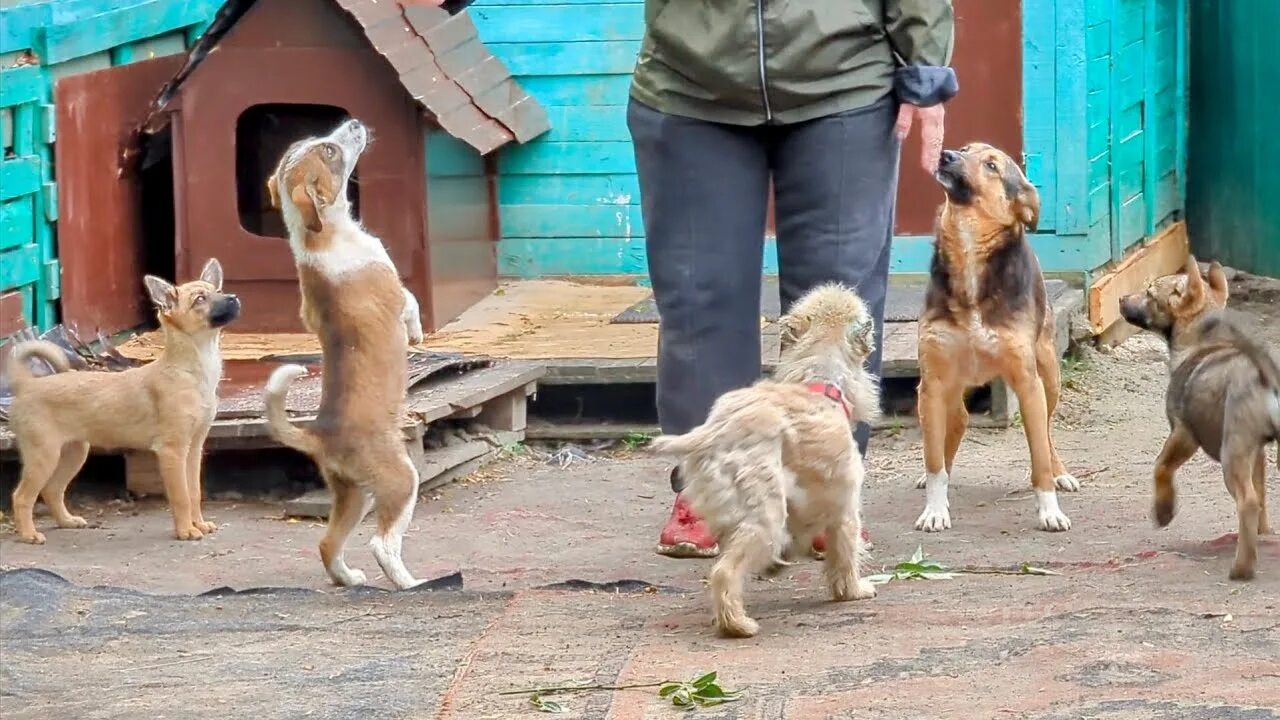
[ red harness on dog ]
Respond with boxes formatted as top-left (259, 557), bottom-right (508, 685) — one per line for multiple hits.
top-left (806, 382), bottom-right (853, 422)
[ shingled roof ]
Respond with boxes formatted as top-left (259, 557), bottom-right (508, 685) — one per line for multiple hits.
top-left (132, 0), bottom-right (550, 157)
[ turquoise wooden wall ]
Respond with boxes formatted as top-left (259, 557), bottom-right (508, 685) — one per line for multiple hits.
top-left (1185, 0), bottom-right (1280, 278)
top-left (0, 0), bottom-right (220, 332)
top-left (475, 0), bottom-right (1189, 279)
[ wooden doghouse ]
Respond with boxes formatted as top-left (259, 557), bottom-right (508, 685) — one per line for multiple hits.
top-left (53, 0), bottom-right (548, 336)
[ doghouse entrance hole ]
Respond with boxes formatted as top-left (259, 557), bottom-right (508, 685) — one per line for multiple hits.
top-left (235, 103), bottom-right (360, 238)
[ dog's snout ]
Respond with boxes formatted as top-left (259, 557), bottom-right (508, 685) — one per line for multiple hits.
top-left (1118, 297), bottom-right (1148, 328)
top-left (939, 149), bottom-right (961, 167)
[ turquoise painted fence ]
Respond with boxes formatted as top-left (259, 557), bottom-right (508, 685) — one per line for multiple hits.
top-left (476, 0), bottom-right (1189, 279)
top-left (0, 0), bottom-right (218, 332)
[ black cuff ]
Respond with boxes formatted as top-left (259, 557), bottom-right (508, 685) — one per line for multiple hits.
top-left (893, 65), bottom-right (959, 107)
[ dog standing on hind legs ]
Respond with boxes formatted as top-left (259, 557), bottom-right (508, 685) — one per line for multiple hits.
top-left (1119, 256), bottom-right (1278, 580)
top-left (649, 283), bottom-right (881, 638)
top-left (262, 118), bottom-right (424, 590)
top-left (6, 259), bottom-right (238, 544)
top-left (914, 143), bottom-right (1079, 533)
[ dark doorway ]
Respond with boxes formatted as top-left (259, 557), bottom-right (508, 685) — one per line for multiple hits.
top-left (235, 103), bottom-right (360, 238)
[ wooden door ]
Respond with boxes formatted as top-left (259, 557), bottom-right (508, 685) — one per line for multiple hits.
top-left (55, 55), bottom-right (185, 336)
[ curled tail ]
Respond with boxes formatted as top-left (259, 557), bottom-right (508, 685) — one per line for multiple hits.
top-left (5, 340), bottom-right (71, 392)
top-left (1202, 313), bottom-right (1280, 434)
top-left (264, 364), bottom-right (321, 457)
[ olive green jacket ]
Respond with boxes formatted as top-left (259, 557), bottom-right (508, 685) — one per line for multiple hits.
top-left (630, 0), bottom-right (957, 125)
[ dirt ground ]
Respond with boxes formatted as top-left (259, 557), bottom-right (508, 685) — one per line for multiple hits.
top-left (2, 273), bottom-right (1280, 719)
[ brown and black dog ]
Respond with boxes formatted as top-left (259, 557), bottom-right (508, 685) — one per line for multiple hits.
top-left (914, 143), bottom-right (1079, 533)
top-left (262, 118), bottom-right (423, 590)
top-left (1120, 257), bottom-right (1278, 580)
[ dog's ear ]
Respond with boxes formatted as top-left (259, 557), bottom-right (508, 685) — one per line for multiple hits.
top-left (778, 313), bottom-right (807, 352)
top-left (290, 177), bottom-right (325, 233)
top-left (266, 174), bottom-right (281, 210)
top-left (199, 258), bottom-right (224, 290)
top-left (1206, 260), bottom-right (1230, 305)
top-left (144, 275), bottom-right (178, 312)
top-left (846, 319), bottom-right (876, 357)
top-left (1015, 178), bottom-right (1040, 232)
top-left (1179, 254), bottom-right (1205, 305)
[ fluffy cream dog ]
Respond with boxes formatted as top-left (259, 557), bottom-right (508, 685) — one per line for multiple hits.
top-left (649, 283), bottom-right (881, 638)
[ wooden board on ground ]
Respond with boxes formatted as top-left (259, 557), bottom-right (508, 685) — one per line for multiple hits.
top-left (284, 429), bottom-right (522, 519)
top-left (1088, 221), bottom-right (1190, 334)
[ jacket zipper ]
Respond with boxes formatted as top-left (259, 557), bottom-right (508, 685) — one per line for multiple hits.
top-left (755, 0), bottom-right (773, 123)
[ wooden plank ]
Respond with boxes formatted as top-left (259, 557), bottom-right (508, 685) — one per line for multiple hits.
top-left (284, 431), bottom-right (522, 518)
top-left (0, 243), bottom-right (39, 291)
top-left (1174, 0), bottom-right (1187, 210)
top-left (498, 173), bottom-right (639, 206)
top-left (477, 384), bottom-right (532, 432)
top-left (497, 233), bottom-right (1111, 278)
top-left (510, 105), bottom-right (631, 143)
top-left (500, 203), bottom-right (641, 238)
top-left (0, 156), bottom-right (40, 201)
top-left (499, 141), bottom-right (637, 176)
top-left (1021, 0), bottom-right (1057, 231)
top-left (0, 197), bottom-right (34, 252)
top-left (517, 74), bottom-right (632, 107)
top-left (1055, 0), bottom-right (1089, 234)
top-left (124, 451), bottom-right (164, 497)
top-left (487, 40), bottom-right (640, 77)
top-left (1087, 220), bottom-right (1190, 334)
top-left (0, 66), bottom-right (42, 109)
top-left (0, 290), bottom-right (26, 336)
top-left (40, 0), bottom-right (222, 64)
top-left (406, 361), bottom-right (544, 424)
top-left (469, 4), bottom-right (644, 44)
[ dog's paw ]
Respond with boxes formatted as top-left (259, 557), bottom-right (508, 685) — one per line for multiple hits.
top-left (18, 531), bottom-right (46, 545)
top-left (195, 520), bottom-right (218, 534)
top-left (56, 515), bottom-right (89, 529)
top-left (914, 473), bottom-right (928, 490)
top-left (174, 526), bottom-right (205, 541)
top-left (1152, 497), bottom-right (1176, 528)
top-left (831, 575), bottom-right (877, 602)
top-left (332, 568), bottom-right (368, 587)
top-left (1034, 489), bottom-right (1072, 532)
top-left (914, 505), bottom-right (952, 532)
top-left (716, 615), bottom-right (760, 639)
top-left (1054, 474), bottom-right (1081, 492)
top-left (1229, 563), bottom-right (1256, 581)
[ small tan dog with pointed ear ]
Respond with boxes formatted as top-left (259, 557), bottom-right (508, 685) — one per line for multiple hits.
top-left (649, 283), bottom-right (881, 638)
top-left (262, 118), bottom-right (424, 590)
top-left (6, 259), bottom-right (239, 544)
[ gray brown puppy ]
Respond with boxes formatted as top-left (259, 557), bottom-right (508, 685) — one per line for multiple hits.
top-left (648, 283), bottom-right (880, 639)
top-left (1120, 256), bottom-right (1277, 580)
top-left (6, 259), bottom-right (238, 543)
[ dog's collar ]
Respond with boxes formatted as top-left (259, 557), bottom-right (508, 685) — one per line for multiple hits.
top-left (806, 382), bottom-right (853, 421)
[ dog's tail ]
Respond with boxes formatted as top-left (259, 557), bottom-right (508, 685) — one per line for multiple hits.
top-left (264, 364), bottom-right (321, 457)
top-left (647, 426), bottom-right (717, 458)
top-left (1202, 313), bottom-right (1280, 433)
top-left (5, 340), bottom-right (71, 392)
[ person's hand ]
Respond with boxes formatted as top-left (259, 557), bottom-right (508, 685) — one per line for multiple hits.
top-left (894, 103), bottom-right (946, 175)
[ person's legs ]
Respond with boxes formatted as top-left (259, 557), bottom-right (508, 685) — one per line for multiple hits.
top-left (770, 96), bottom-right (899, 457)
top-left (769, 96), bottom-right (900, 552)
top-left (628, 98), bottom-right (771, 558)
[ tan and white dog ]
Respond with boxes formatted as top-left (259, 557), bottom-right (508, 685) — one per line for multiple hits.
top-left (6, 259), bottom-right (238, 543)
top-left (262, 118), bottom-right (423, 590)
top-left (649, 283), bottom-right (881, 638)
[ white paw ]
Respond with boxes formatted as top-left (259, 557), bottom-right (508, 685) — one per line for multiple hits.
top-left (915, 505), bottom-right (952, 532)
top-left (915, 471), bottom-right (952, 532)
top-left (914, 473), bottom-right (928, 489)
top-left (851, 578), bottom-right (877, 600)
top-left (333, 568), bottom-right (368, 587)
top-left (1035, 490), bottom-right (1072, 532)
top-left (1055, 473), bottom-right (1081, 492)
